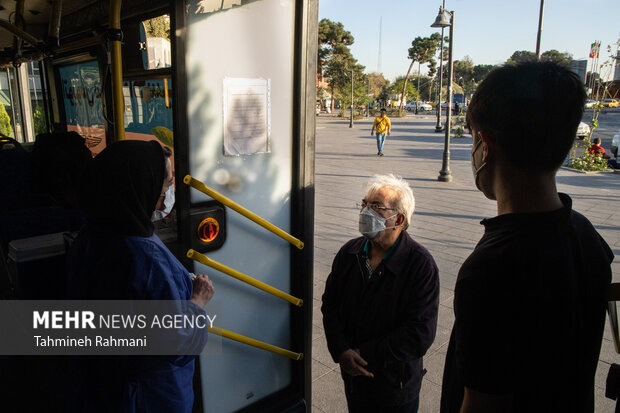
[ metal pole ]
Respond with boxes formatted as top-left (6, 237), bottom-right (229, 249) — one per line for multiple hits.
top-left (435, 0), bottom-right (446, 132)
top-left (435, 27), bottom-right (445, 132)
top-left (535, 0), bottom-right (545, 59)
top-left (110, 0), bottom-right (125, 140)
top-left (438, 10), bottom-right (454, 182)
top-left (349, 69), bottom-right (353, 128)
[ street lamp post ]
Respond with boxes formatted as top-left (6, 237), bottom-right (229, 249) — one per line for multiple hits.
top-left (434, 0), bottom-right (446, 133)
top-left (431, 7), bottom-right (454, 182)
top-left (535, 0), bottom-right (545, 59)
top-left (350, 69), bottom-right (354, 128)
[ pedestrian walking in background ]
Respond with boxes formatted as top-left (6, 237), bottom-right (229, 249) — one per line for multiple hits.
top-left (440, 62), bottom-right (613, 413)
top-left (371, 108), bottom-right (391, 156)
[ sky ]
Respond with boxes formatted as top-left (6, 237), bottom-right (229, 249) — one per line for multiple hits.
top-left (318, 0), bottom-right (620, 82)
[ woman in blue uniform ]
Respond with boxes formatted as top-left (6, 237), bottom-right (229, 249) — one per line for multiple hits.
top-left (67, 140), bottom-right (214, 412)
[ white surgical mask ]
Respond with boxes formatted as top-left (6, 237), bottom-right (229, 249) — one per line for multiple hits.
top-left (470, 138), bottom-right (487, 191)
top-left (151, 185), bottom-right (175, 222)
top-left (358, 207), bottom-right (398, 239)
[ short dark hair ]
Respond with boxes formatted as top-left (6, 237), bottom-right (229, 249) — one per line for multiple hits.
top-left (592, 137), bottom-right (601, 145)
top-left (162, 145), bottom-right (172, 158)
top-left (466, 62), bottom-right (585, 171)
top-left (380, 108), bottom-right (387, 112)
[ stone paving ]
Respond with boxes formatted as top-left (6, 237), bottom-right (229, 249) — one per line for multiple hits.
top-left (310, 113), bottom-right (620, 413)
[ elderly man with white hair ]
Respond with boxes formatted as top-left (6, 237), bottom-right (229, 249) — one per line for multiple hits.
top-left (321, 174), bottom-right (439, 413)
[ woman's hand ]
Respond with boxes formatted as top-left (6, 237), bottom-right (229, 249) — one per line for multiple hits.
top-left (190, 274), bottom-right (215, 308)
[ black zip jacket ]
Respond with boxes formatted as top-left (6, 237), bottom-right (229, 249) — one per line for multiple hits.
top-left (321, 231), bottom-right (439, 406)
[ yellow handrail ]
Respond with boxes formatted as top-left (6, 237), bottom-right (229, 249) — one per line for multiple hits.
top-left (109, 0), bottom-right (125, 141)
top-left (187, 249), bottom-right (303, 307)
top-left (208, 325), bottom-right (303, 360)
top-left (183, 175), bottom-right (304, 250)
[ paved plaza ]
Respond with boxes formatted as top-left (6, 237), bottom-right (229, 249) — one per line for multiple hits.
top-left (310, 113), bottom-right (620, 412)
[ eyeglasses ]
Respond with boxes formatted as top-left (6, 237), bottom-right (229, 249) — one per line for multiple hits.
top-left (356, 202), bottom-right (395, 213)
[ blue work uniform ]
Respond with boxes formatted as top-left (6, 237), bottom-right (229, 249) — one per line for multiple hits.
top-left (67, 225), bottom-right (207, 413)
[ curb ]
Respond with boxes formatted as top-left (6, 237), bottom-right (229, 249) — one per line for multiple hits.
top-left (559, 166), bottom-right (618, 175)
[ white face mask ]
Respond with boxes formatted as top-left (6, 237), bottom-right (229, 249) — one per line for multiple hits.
top-left (151, 185), bottom-right (175, 222)
top-left (358, 206), bottom-right (398, 239)
top-left (470, 138), bottom-right (487, 191)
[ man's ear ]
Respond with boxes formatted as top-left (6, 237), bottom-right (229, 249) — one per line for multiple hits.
top-left (478, 131), bottom-right (493, 162)
top-left (396, 213), bottom-right (406, 227)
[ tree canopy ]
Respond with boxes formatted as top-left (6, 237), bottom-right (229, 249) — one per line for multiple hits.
top-left (143, 15), bottom-right (170, 40)
top-left (506, 49), bottom-right (573, 66)
top-left (391, 77), bottom-right (420, 101)
top-left (318, 19), bottom-right (354, 75)
top-left (368, 73), bottom-right (389, 98)
top-left (399, 33), bottom-right (442, 109)
top-left (317, 19), bottom-right (366, 111)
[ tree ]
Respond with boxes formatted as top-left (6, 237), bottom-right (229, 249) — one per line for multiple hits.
top-left (400, 33), bottom-right (441, 110)
top-left (426, 59), bottom-right (437, 100)
top-left (391, 76), bottom-right (420, 103)
top-left (453, 56), bottom-right (474, 84)
top-left (143, 15), bottom-right (170, 40)
top-left (540, 50), bottom-right (573, 67)
top-left (318, 19), bottom-right (354, 77)
top-left (368, 72), bottom-right (388, 99)
top-left (506, 49), bottom-right (573, 66)
top-left (318, 19), bottom-right (357, 112)
top-left (0, 104), bottom-right (13, 137)
top-left (472, 64), bottom-right (495, 82)
top-left (507, 50), bottom-right (537, 64)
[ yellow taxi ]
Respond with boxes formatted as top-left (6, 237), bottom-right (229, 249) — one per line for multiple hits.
top-left (603, 98), bottom-right (619, 108)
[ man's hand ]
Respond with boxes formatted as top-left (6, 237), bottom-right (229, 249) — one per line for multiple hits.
top-left (337, 349), bottom-right (374, 378)
top-left (191, 274), bottom-right (215, 308)
top-left (370, 131), bottom-right (374, 136)
top-left (387, 130), bottom-right (391, 136)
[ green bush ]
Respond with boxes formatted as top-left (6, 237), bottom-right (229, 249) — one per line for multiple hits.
top-left (0, 104), bottom-right (13, 137)
top-left (33, 106), bottom-right (49, 135)
top-left (569, 137), bottom-right (609, 172)
top-left (451, 114), bottom-right (466, 138)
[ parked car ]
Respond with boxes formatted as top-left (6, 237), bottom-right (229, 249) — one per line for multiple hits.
top-left (576, 121), bottom-right (591, 138)
top-left (612, 129), bottom-right (619, 158)
top-left (603, 98), bottom-right (619, 108)
top-left (584, 99), bottom-right (597, 108)
top-left (416, 102), bottom-right (432, 112)
top-left (405, 102), bottom-right (416, 111)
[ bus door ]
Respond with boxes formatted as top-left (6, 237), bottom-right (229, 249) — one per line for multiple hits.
top-left (173, 0), bottom-right (317, 411)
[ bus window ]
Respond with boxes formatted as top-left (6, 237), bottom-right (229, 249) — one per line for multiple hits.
top-left (27, 62), bottom-right (50, 136)
top-left (142, 15), bottom-right (171, 70)
top-left (123, 77), bottom-right (176, 241)
top-left (57, 61), bottom-right (106, 156)
top-left (122, 14), bottom-right (171, 72)
top-left (123, 78), bottom-right (173, 153)
top-left (0, 67), bottom-right (24, 142)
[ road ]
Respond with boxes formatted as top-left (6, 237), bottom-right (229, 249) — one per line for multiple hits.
top-left (584, 108), bottom-right (620, 150)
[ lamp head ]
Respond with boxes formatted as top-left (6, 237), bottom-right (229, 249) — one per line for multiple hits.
top-left (431, 7), bottom-right (451, 28)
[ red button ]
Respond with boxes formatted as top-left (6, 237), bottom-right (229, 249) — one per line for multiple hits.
top-left (198, 217), bottom-right (219, 243)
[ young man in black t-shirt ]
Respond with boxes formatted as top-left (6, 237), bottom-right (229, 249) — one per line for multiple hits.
top-left (439, 62), bottom-right (614, 413)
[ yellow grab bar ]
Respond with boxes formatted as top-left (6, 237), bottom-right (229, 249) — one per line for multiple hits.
top-left (187, 249), bottom-right (303, 307)
top-left (183, 175), bottom-right (304, 250)
top-left (208, 325), bottom-right (303, 360)
top-left (109, 0), bottom-right (125, 141)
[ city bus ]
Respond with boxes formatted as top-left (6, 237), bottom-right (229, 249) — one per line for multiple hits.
top-left (0, 0), bottom-right (318, 411)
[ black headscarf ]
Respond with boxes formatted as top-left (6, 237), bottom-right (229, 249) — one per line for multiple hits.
top-left (80, 140), bottom-right (165, 237)
top-left (29, 132), bottom-right (93, 208)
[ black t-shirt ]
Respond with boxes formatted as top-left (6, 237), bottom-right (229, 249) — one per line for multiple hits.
top-left (440, 193), bottom-right (613, 413)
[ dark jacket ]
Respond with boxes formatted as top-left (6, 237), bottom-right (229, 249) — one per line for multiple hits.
top-left (321, 231), bottom-right (439, 406)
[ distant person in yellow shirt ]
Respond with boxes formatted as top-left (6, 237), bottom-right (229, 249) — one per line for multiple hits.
top-left (371, 108), bottom-right (391, 156)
